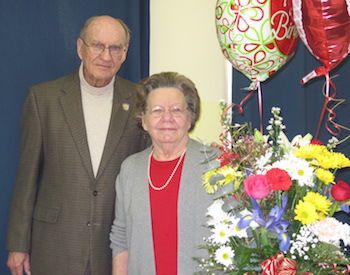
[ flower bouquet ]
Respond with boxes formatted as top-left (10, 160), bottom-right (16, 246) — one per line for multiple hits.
top-left (197, 103), bottom-right (350, 274)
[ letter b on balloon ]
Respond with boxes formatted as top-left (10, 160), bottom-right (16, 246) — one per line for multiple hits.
top-left (215, 0), bottom-right (299, 89)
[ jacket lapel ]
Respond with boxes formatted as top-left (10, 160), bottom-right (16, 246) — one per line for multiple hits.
top-left (95, 77), bottom-right (133, 179)
top-left (59, 73), bottom-right (95, 181)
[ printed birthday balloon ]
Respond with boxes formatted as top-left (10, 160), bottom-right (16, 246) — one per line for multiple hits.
top-left (292, 0), bottom-right (350, 83)
top-left (215, 0), bottom-right (299, 89)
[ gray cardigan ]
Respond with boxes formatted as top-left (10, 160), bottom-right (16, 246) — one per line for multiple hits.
top-left (110, 139), bottom-right (218, 274)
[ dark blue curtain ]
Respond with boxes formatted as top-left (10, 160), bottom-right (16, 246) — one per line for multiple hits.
top-left (232, 44), bottom-right (350, 180)
top-left (0, 1), bottom-right (149, 273)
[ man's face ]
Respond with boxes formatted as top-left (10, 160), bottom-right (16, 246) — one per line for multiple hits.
top-left (77, 17), bottom-right (128, 87)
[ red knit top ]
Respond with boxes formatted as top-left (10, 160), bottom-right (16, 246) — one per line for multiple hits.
top-left (149, 154), bottom-right (185, 275)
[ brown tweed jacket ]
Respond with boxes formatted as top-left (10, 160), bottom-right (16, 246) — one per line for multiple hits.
top-left (6, 71), bottom-right (148, 275)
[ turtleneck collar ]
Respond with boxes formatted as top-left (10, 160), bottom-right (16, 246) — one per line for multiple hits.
top-left (79, 63), bottom-right (115, 97)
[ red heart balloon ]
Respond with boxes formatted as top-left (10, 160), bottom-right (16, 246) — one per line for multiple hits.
top-left (293, 0), bottom-right (350, 82)
top-left (293, 0), bottom-right (350, 137)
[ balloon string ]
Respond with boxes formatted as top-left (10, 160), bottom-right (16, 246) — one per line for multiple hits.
top-left (314, 73), bottom-right (350, 139)
top-left (303, 67), bottom-right (349, 139)
top-left (219, 103), bottom-right (234, 149)
top-left (324, 76), bottom-right (341, 136)
top-left (323, 78), bottom-right (350, 137)
top-left (229, 81), bottom-right (263, 133)
top-left (257, 82), bottom-right (263, 134)
top-left (224, 91), bottom-right (253, 147)
top-left (233, 90), bottom-right (255, 114)
top-left (315, 73), bottom-right (331, 138)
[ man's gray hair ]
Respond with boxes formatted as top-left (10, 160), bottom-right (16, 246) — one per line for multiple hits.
top-left (79, 15), bottom-right (131, 44)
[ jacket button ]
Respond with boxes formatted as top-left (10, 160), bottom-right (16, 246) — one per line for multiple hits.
top-left (87, 222), bottom-right (91, 227)
top-left (93, 190), bottom-right (98, 196)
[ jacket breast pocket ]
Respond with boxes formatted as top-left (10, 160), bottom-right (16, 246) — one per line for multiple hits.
top-left (33, 206), bottom-right (60, 223)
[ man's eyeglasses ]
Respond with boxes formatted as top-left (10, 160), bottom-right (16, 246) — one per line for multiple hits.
top-left (80, 38), bottom-right (126, 57)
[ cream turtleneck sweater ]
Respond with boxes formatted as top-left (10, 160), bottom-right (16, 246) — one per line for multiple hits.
top-left (79, 64), bottom-right (114, 177)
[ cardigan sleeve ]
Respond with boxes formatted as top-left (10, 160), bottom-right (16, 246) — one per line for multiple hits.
top-left (110, 161), bottom-right (128, 256)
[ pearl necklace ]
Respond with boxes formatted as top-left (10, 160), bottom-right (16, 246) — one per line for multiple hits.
top-left (148, 150), bottom-right (186, 191)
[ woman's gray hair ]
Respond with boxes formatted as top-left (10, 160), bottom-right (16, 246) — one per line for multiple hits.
top-left (137, 72), bottom-right (201, 132)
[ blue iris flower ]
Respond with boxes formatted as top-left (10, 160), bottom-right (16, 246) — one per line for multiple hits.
top-left (238, 195), bottom-right (291, 252)
top-left (340, 204), bottom-right (350, 214)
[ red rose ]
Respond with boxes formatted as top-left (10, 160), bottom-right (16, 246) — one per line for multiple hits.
top-left (331, 180), bottom-right (350, 201)
top-left (244, 174), bottom-right (271, 199)
top-left (266, 168), bottom-right (292, 191)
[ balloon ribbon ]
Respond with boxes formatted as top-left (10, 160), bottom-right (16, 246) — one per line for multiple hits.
top-left (302, 66), bottom-right (350, 139)
top-left (232, 81), bottom-right (264, 133)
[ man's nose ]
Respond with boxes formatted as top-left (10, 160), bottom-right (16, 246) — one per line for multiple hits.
top-left (100, 48), bottom-right (113, 60)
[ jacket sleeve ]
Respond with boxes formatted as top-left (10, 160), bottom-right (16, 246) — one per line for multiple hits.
top-left (7, 89), bottom-right (43, 252)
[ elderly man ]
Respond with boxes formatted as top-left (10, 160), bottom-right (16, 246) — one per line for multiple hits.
top-left (6, 15), bottom-right (147, 275)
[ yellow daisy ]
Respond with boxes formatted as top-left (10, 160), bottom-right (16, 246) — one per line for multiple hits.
top-left (203, 169), bottom-right (220, 194)
top-left (294, 144), bottom-right (328, 160)
top-left (215, 166), bottom-right (240, 186)
top-left (202, 166), bottom-right (241, 194)
top-left (303, 192), bottom-right (331, 215)
top-left (294, 200), bottom-right (319, 224)
top-left (315, 168), bottom-right (334, 184)
top-left (317, 152), bottom-right (350, 169)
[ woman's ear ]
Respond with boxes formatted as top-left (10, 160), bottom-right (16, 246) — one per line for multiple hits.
top-left (141, 114), bottom-right (148, 132)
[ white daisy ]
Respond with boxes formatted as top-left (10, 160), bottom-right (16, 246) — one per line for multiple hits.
top-left (228, 216), bottom-right (248, 238)
top-left (215, 246), bottom-right (235, 267)
top-left (206, 199), bottom-right (230, 226)
top-left (255, 149), bottom-right (273, 172)
top-left (210, 223), bottom-right (232, 244)
top-left (273, 154), bottom-right (314, 187)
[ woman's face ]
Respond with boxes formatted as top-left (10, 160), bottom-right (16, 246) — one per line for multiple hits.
top-left (142, 87), bottom-right (191, 147)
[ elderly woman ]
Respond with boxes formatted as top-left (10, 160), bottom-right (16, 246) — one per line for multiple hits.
top-left (110, 72), bottom-right (218, 274)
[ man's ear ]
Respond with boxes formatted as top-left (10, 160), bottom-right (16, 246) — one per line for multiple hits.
top-left (77, 38), bottom-right (83, 60)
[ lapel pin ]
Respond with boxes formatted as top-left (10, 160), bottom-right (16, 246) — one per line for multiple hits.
top-left (122, 103), bottom-right (129, 111)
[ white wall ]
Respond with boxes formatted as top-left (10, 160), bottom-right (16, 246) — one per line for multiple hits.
top-left (150, 0), bottom-right (229, 143)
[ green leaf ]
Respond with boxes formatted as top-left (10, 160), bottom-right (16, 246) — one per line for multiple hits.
top-left (234, 245), bottom-right (256, 270)
top-left (254, 129), bottom-right (264, 142)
